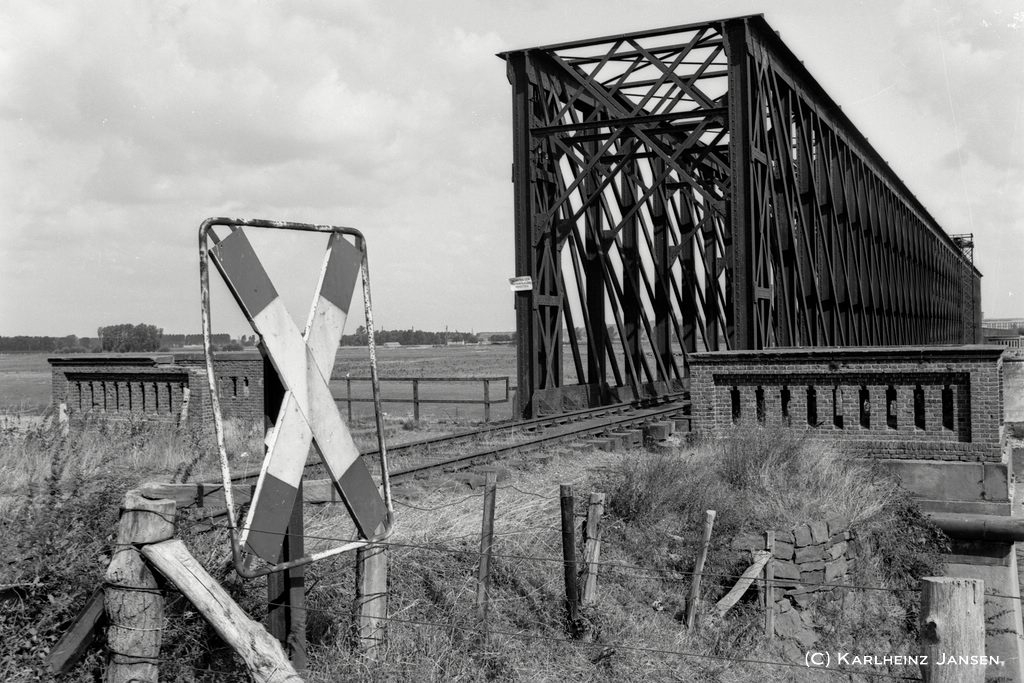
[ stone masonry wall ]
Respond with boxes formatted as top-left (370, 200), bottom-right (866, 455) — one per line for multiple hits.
top-left (734, 516), bottom-right (859, 649)
top-left (690, 346), bottom-right (1005, 462)
top-left (50, 353), bottom-right (264, 427)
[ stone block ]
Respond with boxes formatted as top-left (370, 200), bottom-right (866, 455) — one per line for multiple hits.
top-left (826, 516), bottom-right (849, 537)
top-left (826, 541), bottom-right (848, 561)
top-left (775, 606), bottom-right (802, 635)
top-left (776, 530), bottom-right (795, 545)
top-left (774, 560), bottom-right (800, 583)
top-left (792, 591), bottom-right (816, 608)
top-left (800, 560), bottom-right (827, 573)
top-left (794, 544), bottom-right (825, 564)
top-left (825, 558), bottom-right (847, 582)
top-left (809, 521), bottom-right (830, 544)
top-left (801, 569), bottom-right (824, 585)
top-left (829, 530), bottom-right (851, 544)
top-left (794, 524), bottom-right (813, 547)
top-left (775, 608), bottom-right (818, 648)
top-left (774, 540), bottom-right (795, 561)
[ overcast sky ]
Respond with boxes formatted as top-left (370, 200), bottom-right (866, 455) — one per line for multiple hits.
top-left (1, 0), bottom-right (1021, 337)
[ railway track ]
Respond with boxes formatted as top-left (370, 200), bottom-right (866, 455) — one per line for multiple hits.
top-left (148, 396), bottom-right (691, 532)
top-left (230, 395), bottom-right (690, 487)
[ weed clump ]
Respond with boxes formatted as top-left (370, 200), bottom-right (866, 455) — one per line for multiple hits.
top-left (598, 423), bottom-right (947, 676)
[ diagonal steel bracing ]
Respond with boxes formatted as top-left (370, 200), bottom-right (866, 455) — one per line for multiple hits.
top-left (500, 15), bottom-right (982, 418)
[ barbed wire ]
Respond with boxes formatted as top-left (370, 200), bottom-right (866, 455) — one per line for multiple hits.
top-left (392, 491), bottom-right (484, 512)
top-left (207, 520), bottom-right (919, 595)
top-left (263, 600), bottom-right (924, 681)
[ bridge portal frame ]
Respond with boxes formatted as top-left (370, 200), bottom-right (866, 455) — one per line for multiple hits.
top-left (500, 14), bottom-right (982, 418)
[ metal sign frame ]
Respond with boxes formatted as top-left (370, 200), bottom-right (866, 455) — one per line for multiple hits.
top-left (199, 217), bottom-right (394, 578)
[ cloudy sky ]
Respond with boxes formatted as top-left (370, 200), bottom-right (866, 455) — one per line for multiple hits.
top-left (1, 0), bottom-right (1021, 337)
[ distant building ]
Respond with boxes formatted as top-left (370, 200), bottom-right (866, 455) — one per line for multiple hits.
top-left (383, 342), bottom-right (402, 348)
top-left (984, 318), bottom-right (1024, 330)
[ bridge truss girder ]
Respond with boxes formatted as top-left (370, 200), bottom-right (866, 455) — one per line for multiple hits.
top-left (501, 15), bottom-right (982, 418)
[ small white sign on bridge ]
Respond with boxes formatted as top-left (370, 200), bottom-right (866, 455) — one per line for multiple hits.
top-left (509, 276), bottom-right (533, 292)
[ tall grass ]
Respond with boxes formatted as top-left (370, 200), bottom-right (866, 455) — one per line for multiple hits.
top-left (599, 423), bottom-right (946, 676)
top-left (0, 414), bottom-right (261, 680)
top-left (0, 418), bottom-right (947, 681)
top-left (606, 424), bottom-right (902, 534)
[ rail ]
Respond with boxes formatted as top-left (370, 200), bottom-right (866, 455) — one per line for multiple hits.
top-left (334, 376), bottom-right (511, 423)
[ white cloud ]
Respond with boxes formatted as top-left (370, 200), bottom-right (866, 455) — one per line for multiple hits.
top-left (1, 0), bottom-right (1020, 334)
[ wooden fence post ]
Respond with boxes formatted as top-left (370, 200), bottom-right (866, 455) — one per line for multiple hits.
top-left (354, 531), bottom-right (389, 657)
top-left (476, 470), bottom-right (498, 640)
top-left (580, 492), bottom-right (605, 607)
top-left (267, 482), bottom-right (306, 671)
top-left (559, 484), bottom-right (581, 636)
top-left (764, 530), bottom-right (775, 639)
top-left (104, 491), bottom-right (176, 683)
top-left (919, 577), bottom-right (985, 682)
top-left (483, 379), bottom-right (491, 423)
top-left (412, 379), bottom-right (420, 422)
top-left (346, 377), bottom-right (353, 422)
top-left (261, 354), bottom-right (307, 669)
top-left (685, 509), bottom-right (716, 629)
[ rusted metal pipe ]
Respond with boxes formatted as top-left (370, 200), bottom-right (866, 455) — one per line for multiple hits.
top-left (926, 512), bottom-right (1024, 543)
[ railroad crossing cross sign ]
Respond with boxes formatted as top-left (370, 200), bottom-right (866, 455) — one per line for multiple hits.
top-left (203, 219), bottom-right (389, 565)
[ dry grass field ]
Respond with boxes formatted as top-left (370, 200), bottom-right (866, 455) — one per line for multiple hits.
top-left (0, 354), bottom-right (52, 415)
top-left (0, 344), bottom-right (956, 681)
top-left (0, 344), bottom-right (519, 420)
top-left (0, 414), bottom-right (944, 681)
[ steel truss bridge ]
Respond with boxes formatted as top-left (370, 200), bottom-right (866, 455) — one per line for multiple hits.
top-left (500, 14), bottom-right (982, 418)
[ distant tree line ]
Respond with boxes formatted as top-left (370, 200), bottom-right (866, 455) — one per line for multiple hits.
top-left (0, 336), bottom-right (95, 353)
top-left (1, 327), bottom-right (499, 353)
top-left (339, 327), bottom-right (479, 346)
top-left (96, 324), bottom-right (163, 352)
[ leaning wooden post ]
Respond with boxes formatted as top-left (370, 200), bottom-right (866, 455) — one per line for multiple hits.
top-left (764, 530), bottom-right (775, 640)
top-left (559, 484), bottom-right (581, 636)
top-left (354, 530), bottom-right (389, 657)
top-left (580, 492), bottom-right (606, 607)
top-left (142, 540), bottom-right (302, 683)
top-left (685, 509), bottom-right (716, 629)
top-left (104, 491), bottom-right (176, 683)
top-left (476, 470), bottom-right (498, 640)
top-left (919, 577), bottom-right (986, 682)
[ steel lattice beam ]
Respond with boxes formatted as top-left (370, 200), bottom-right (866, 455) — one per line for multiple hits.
top-left (500, 15), bottom-right (982, 418)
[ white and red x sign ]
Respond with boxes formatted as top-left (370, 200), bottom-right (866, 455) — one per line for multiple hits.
top-left (209, 229), bottom-right (387, 563)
